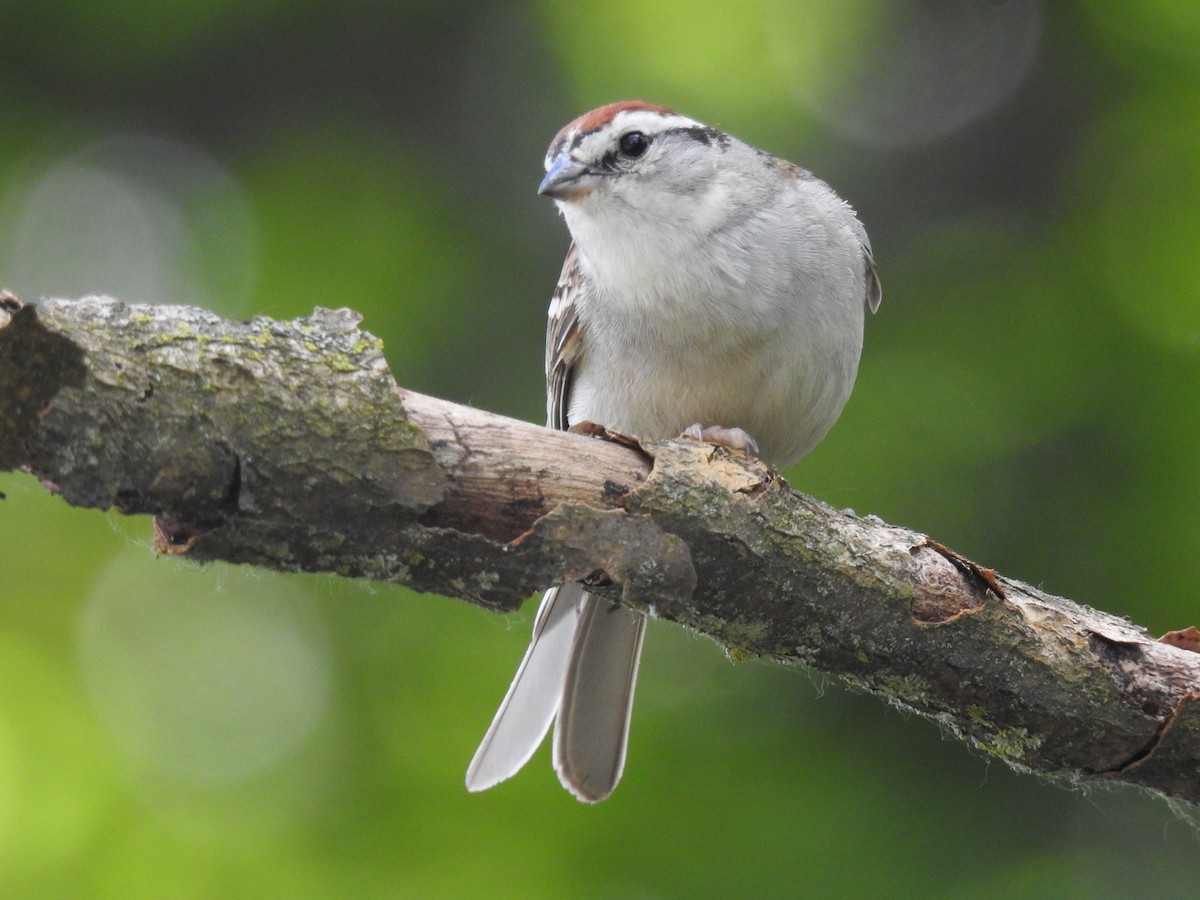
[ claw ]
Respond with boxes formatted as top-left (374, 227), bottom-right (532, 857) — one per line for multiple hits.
top-left (680, 423), bottom-right (759, 456)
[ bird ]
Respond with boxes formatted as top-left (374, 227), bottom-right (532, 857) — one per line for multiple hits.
top-left (466, 100), bottom-right (881, 802)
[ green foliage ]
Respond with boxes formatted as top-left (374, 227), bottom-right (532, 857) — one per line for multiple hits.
top-left (3, 1), bottom-right (1200, 896)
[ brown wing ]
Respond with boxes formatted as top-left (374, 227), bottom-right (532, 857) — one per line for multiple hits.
top-left (545, 243), bottom-right (587, 431)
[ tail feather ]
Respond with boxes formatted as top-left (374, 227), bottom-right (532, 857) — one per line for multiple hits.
top-left (465, 585), bottom-right (581, 792)
top-left (553, 595), bottom-right (646, 803)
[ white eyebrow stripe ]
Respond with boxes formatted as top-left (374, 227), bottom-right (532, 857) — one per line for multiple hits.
top-left (608, 109), bottom-right (701, 135)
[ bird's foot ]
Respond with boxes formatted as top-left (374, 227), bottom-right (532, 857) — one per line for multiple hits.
top-left (680, 423), bottom-right (759, 456)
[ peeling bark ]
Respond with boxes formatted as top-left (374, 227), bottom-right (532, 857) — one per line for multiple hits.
top-left (3, 292), bottom-right (1199, 807)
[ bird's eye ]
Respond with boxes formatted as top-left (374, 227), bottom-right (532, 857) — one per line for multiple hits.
top-left (618, 131), bottom-right (650, 159)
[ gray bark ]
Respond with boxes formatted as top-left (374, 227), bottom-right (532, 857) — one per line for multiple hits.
top-left (3, 291), bottom-right (1199, 808)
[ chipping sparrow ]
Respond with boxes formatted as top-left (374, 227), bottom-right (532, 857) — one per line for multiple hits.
top-left (466, 101), bottom-right (881, 802)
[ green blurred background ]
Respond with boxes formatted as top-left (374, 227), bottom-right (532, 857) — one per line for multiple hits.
top-left (2, 1), bottom-right (1199, 896)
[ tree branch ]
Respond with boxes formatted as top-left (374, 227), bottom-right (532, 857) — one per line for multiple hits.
top-left (3, 292), bottom-right (1199, 807)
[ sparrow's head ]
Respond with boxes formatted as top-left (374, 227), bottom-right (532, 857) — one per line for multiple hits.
top-left (538, 101), bottom-right (734, 219)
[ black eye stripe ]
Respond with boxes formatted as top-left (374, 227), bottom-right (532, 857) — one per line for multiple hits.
top-left (561, 122), bottom-right (726, 173)
top-left (678, 126), bottom-right (722, 146)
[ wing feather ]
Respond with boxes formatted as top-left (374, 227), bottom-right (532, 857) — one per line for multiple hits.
top-left (545, 243), bottom-right (586, 431)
